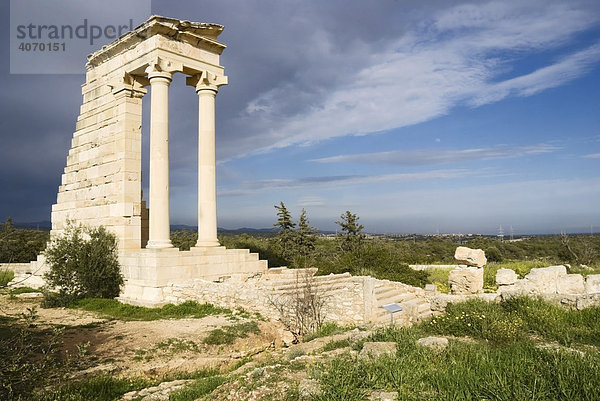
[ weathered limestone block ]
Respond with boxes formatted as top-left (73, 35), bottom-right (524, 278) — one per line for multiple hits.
top-left (430, 294), bottom-right (469, 311)
top-left (417, 336), bottom-right (449, 350)
top-left (585, 275), bottom-right (600, 294)
top-left (557, 274), bottom-right (585, 295)
top-left (454, 246), bottom-right (487, 267)
top-left (358, 342), bottom-right (397, 360)
top-left (524, 266), bottom-right (567, 294)
top-left (576, 294), bottom-right (600, 309)
top-left (448, 267), bottom-right (483, 295)
top-left (496, 268), bottom-right (518, 286)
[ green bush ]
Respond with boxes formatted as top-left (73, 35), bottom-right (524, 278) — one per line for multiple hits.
top-left (0, 217), bottom-right (50, 263)
top-left (0, 269), bottom-right (15, 287)
top-left (43, 222), bottom-right (123, 306)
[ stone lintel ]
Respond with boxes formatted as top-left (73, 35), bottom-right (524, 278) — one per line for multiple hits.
top-left (86, 15), bottom-right (226, 70)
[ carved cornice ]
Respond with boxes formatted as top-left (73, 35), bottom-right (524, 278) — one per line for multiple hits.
top-left (86, 15), bottom-right (226, 70)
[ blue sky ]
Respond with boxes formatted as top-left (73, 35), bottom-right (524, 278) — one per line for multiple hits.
top-left (1, 0), bottom-right (599, 234)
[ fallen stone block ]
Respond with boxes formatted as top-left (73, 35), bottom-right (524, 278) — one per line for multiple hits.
top-left (454, 246), bottom-right (487, 267)
top-left (524, 266), bottom-right (567, 294)
top-left (417, 336), bottom-right (449, 351)
top-left (557, 274), bottom-right (585, 295)
top-left (496, 268), bottom-right (518, 286)
top-left (358, 342), bottom-right (397, 360)
top-left (448, 267), bottom-right (483, 295)
top-left (585, 275), bottom-right (600, 294)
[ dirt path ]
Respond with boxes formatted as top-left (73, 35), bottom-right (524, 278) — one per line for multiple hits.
top-left (0, 293), bottom-right (283, 379)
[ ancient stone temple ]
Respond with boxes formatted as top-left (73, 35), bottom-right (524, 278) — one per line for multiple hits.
top-left (50, 16), bottom-right (267, 305)
top-left (10, 16), bottom-right (442, 325)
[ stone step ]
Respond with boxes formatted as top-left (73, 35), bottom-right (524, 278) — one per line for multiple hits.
top-left (373, 286), bottom-right (398, 299)
top-left (374, 297), bottom-right (432, 323)
top-left (376, 291), bottom-right (418, 306)
top-left (267, 280), bottom-right (352, 295)
top-left (263, 273), bottom-right (352, 288)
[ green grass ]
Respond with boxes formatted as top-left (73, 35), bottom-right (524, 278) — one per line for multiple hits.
top-left (426, 268), bottom-right (451, 293)
top-left (0, 269), bottom-right (14, 287)
top-left (71, 299), bottom-right (230, 321)
top-left (316, 329), bottom-right (600, 400)
top-left (156, 338), bottom-right (200, 353)
top-left (424, 297), bottom-right (600, 346)
top-left (487, 260), bottom-right (548, 277)
top-left (203, 321), bottom-right (261, 345)
top-left (9, 286), bottom-right (40, 295)
top-left (321, 338), bottom-right (351, 352)
top-left (169, 376), bottom-right (225, 401)
top-left (31, 374), bottom-right (151, 401)
top-left (313, 297), bottom-right (600, 400)
top-left (303, 322), bottom-right (354, 342)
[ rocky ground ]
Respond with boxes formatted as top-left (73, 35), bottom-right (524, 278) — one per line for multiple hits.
top-left (1, 292), bottom-right (377, 400)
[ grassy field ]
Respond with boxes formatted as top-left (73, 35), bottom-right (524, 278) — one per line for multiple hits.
top-left (314, 297), bottom-right (600, 401)
top-left (71, 299), bottom-right (231, 321)
top-left (2, 291), bottom-right (600, 400)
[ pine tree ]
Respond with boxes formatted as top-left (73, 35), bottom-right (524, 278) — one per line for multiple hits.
top-left (296, 209), bottom-right (317, 259)
top-left (274, 201), bottom-right (295, 232)
top-left (335, 210), bottom-right (364, 252)
top-left (273, 202), bottom-right (296, 263)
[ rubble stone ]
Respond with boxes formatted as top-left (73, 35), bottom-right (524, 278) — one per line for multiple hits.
top-left (454, 246), bottom-right (487, 267)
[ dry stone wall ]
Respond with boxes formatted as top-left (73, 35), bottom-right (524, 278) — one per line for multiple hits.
top-left (129, 268), bottom-right (435, 326)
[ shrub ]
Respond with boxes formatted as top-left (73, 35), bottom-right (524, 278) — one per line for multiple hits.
top-left (0, 269), bottom-right (15, 287)
top-left (43, 222), bottom-right (123, 306)
top-left (203, 321), bottom-right (260, 345)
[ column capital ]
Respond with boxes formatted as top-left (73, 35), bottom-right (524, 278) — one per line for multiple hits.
top-left (145, 57), bottom-right (183, 82)
top-left (109, 72), bottom-right (148, 99)
top-left (186, 71), bottom-right (228, 93)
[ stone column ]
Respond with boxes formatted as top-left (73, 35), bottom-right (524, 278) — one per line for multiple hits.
top-left (187, 72), bottom-right (228, 247)
top-left (145, 66), bottom-right (174, 249)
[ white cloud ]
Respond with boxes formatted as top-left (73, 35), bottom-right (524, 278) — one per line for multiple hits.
top-left (583, 153), bottom-right (600, 159)
top-left (297, 196), bottom-right (326, 207)
top-left (311, 144), bottom-right (559, 165)
top-left (470, 43), bottom-right (600, 106)
top-left (218, 0), bottom-right (600, 161)
top-left (219, 169), bottom-right (472, 196)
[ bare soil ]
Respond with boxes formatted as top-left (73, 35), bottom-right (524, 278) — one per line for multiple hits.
top-left (0, 293), bottom-right (285, 380)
